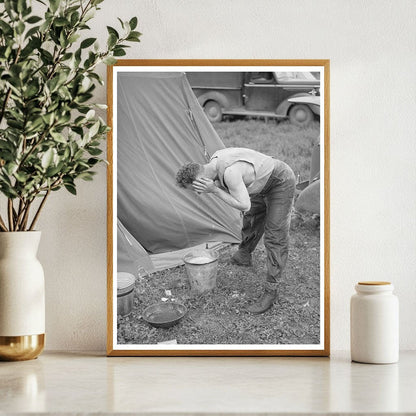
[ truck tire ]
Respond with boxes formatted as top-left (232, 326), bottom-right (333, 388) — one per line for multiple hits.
top-left (203, 100), bottom-right (223, 122)
top-left (289, 104), bottom-right (313, 126)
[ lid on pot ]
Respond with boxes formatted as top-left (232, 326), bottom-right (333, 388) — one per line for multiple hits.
top-left (358, 281), bottom-right (391, 285)
top-left (117, 272), bottom-right (135, 295)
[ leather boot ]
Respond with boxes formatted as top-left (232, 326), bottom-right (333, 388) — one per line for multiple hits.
top-left (246, 287), bottom-right (277, 314)
top-left (231, 249), bottom-right (252, 266)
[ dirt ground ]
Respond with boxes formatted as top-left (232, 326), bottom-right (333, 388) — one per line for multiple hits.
top-left (117, 214), bottom-right (320, 345)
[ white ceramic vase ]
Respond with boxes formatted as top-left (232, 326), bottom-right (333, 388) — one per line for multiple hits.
top-left (0, 231), bottom-right (45, 361)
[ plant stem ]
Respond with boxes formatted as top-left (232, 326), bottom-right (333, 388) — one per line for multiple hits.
top-left (14, 199), bottom-right (23, 230)
top-left (20, 200), bottom-right (33, 231)
top-left (18, 120), bottom-right (58, 169)
top-left (7, 199), bottom-right (14, 231)
top-left (14, 199), bottom-right (27, 231)
top-left (29, 189), bottom-right (50, 231)
top-left (0, 214), bottom-right (8, 232)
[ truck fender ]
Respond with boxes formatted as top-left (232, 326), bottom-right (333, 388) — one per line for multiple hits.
top-left (197, 91), bottom-right (229, 110)
top-left (276, 93), bottom-right (313, 117)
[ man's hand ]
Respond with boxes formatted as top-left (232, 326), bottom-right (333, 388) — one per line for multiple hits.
top-left (192, 177), bottom-right (218, 194)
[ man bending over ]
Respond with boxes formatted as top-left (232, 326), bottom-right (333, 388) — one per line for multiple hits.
top-left (176, 147), bottom-right (296, 314)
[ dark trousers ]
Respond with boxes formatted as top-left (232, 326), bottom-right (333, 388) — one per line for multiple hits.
top-left (239, 160), bottom-right (296, 287)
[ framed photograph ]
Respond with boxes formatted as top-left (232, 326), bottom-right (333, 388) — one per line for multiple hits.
top-left (107, 60), bottom-right (330, 356)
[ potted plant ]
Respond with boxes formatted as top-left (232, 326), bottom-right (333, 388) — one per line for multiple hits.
top-left (0, 0), bottom-right (140, 360)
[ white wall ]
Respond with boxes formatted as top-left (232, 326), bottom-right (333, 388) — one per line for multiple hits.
top-left (38, 0), bottom-right (416, 351)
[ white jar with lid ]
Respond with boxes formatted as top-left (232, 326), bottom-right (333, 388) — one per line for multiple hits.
top-left (350, 281), bottom-right (399, 364)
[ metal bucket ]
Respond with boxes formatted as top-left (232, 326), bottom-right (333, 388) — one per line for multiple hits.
top-left (183, 249), bottom-right (219, 294)
top-left (117, 272), bottom-right (135, 316)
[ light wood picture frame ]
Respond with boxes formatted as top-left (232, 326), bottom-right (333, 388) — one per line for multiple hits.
top-left (107, 60), bottom-right (330, 356)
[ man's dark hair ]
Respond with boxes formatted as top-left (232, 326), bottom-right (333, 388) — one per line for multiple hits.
top-left (176, 162), bottom-right (202, 188)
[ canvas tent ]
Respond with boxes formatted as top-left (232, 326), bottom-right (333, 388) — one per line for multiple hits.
top-left (117, 72), bottom-right (242, 275)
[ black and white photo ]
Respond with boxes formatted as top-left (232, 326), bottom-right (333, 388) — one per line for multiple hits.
top-left (107, 61), bottom-right (330, 356)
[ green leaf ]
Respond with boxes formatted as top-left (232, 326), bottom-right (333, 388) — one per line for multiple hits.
top-left (17, 0), bottom-right (26, 14)
top-left (126, 35), bottom-right (141, 42)
top-left (25, 117), bottom-right (44, 133)
top-left (0, 20), bottom-right (13, 35)
top-left (24, 83), bottom-right (39, 98)
top-left (87, 158), bottom-right (100, 166)
top-left (77, 171), bottom-right (95, 181)
top-left (7, 119), bottom-right (24, 129)
top-left (49, 0), bottom-right (60, 13)
top-left (117, 17), bottom-right (125, 29)
top-left (88, 72), bottom-right (103, 85)
top-left (22, 5), bottom-right (32, 17)
top-left (16, 21), bottom-right (25, 35)
top-left (129, 16), bottom-right (138, 30)
top-left (21, 37), bottom-right (41, 56)
top-left (106, 26), bottom-right (119, 39)
top-left (83, 9), bottom-right (95, 23)
top-left (68, 33), bottom-right (80, 44)
top-left (41, 148), bottom-right (54, 169)
top-left (40, 49), bottom-right (53, 64)
top-left (61, 52), bottom-right (73, 61)
top-left (54, 17), bottom-right (69, 27)
top-left (70, 11), bottom-right (80, 26)
top-left (88, 120), bottom-right (100, 138)
top-left (64, 183), bottom-right (77, 195)
top-left (86, 109), bottom-right (95, 120)
top-left (50, 131), bottom-right (67, 143)
top-left (0, 141), bottom-right (14, 152)
top-left (63, 147), bottom-right (70, 159)
top-left (80, 37), bottom-right (96, 49)
top-left (80, 76), bottom-right (92, 92)
top-left (14, 171), bottom-right (28, 183)
top-left (42, 112), bottom-right (54, 125)
top-left (76, 160), bottom-right (90, 169)
top-left (5, 162), bottom-right (18, 176)
top-left (26, 15), bottom-right (42, 24)
top-left (113, 47), bottom-right (126, 57)
top-left (126, 31), bottom-right (141, 42)
top-left (0, 183), bottom-right (18, 198)
top-left (71, 126), bottom-right (83, 136)
top-left (74, 148), bottom-right (84, 160)
top-left (45, 165), bottom-right (62, 177)
top-left (87, 147), bottom-right (102, 156)
top-left (107, 33), bottom-right (117, 49)
top-left (103, 56), bottom-right (117, 65)
top-left (4, 1), bottom-right (16, 19)
top-left (48, 76), bottom-right (60, 92)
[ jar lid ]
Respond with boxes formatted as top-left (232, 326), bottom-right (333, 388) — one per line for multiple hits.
top-left (117, 272), bottom-right (135, 295)
top-left (355, 281), bottom-right (394, 293)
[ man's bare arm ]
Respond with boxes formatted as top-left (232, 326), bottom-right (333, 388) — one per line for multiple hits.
top-left (192, 167), bottom-right (251, 211)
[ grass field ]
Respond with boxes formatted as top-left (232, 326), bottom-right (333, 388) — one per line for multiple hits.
top-left (215, 119), bottom-right (320, 183)
top-left (118, 119), bottom-right (321, 346)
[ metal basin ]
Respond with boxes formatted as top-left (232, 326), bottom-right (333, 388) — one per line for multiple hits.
top-left (142, 302), bottom-right (187, 328)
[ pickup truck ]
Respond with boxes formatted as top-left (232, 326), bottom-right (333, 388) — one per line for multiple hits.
top-left (186, 71), bottom-right (320, 126)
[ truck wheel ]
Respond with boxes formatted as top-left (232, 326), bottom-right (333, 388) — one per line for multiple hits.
top-left (204, 100), bottom-right (223, 122)
top-left (289, 104), bottom-right (313, 126)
